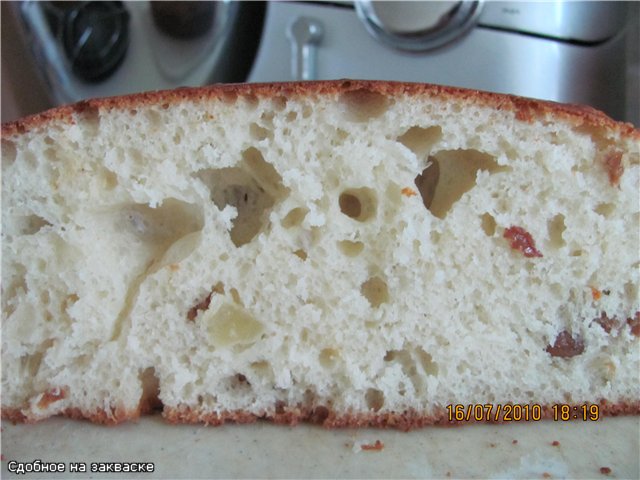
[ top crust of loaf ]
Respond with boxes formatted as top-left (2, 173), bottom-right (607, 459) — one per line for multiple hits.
top-left (2, 80), bottom-right (638, 138)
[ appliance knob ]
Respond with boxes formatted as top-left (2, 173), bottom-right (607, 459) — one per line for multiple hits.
top-left (355, 0), bottom-right (483, 52)
top-left (62, 1), bottom-right (130, 82)
top-left (151, 2), bottom-right (216, 39)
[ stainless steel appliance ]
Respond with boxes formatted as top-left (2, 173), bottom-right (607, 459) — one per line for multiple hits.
top-left (11, 1), bottom-right (638, 122)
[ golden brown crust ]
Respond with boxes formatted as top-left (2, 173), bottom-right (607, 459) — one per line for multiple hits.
top-left (2, 80), bottom-right (638, 139)
top-left (3, 400), bottom-right (638, 429)
top-left (161, 401), bottom-right (640, 431)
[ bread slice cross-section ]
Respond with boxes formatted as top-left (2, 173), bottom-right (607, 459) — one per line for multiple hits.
top-left (2, 80), bottom-right (638, 429)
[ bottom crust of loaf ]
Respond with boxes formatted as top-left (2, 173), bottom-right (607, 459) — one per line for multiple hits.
top-left (3, 401), bottom-right (639, 430)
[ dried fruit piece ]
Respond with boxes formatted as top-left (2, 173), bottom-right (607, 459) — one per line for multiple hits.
top-left (627, 312), bottom-right (640, 337)
top-left (503, 226), bottom-right (543, 258)
top-left (187, 282), bottom-right (225, 321)
top-left (546, 331), bottom-right (584, 358)
top-left (602, 150), bottom-right (623, 187)
top-left (401, 187), bottom-right (418, 197)
top-left (590, 287), bottom-right (602, 301)
top-left (594, 313), bottom-right (618, 334)
top-left (187, 294), bottom-right (212, 321)
top-left (37, 387), bottom-right (66, 409)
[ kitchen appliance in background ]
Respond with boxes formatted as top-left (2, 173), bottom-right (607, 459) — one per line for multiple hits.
top-left (250, 1), bottom-right (636, 123)
top-left (7, 1), bottom-right (639, 124)
top-left (13, 1), bottom-right (265, 105)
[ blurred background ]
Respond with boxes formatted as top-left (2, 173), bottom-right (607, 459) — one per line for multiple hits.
top-left (2, 0), bottom-right (638, 125)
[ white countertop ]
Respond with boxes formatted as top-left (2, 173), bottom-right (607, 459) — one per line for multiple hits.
top-left (2, 415), bottom-right (639, 478)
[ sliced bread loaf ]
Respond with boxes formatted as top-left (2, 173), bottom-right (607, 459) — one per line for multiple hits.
top-left (1, 80), bottom-right (638, 428)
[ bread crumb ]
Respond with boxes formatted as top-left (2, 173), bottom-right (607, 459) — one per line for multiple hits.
top-left (551, 440), bottom-right (560, 447)
top-left (600, 467), bottom-right (612, 475)
top-left (489, 442), bottom-right (496, 448)
top-left (361, 440), bottom-right (384, 451)
top-left (169, 263), bottom-right (180, 271)
top-left (542, 473), bottom-right (551, 479)
top-left (512, 439), bottom-right (518, 445)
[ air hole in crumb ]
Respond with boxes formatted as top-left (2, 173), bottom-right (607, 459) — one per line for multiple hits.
top-left (624, 281), bottom-right (638, 303)
top-left (293, 249), bottom-right (307, 260)
top-left (281, 207), bottom-right (308, 228)
top-left (416, 348), bottom-right (438, 376)
top-left (481, 213), bottom-right (496, 236)
top-left (301, 328), bottom-right (310, 342)
top-left (272, 96), bottom-right (287, 111)
top-left (340, 89), bottom-right (390, 122)
top-left (548, 214), bottom-right (566, 248)
top-left (146, 109), bottom-right (162, 126)
top-left (221, 91), bottom-right (237, 104)
top-left (319, 348), bottom-right (339, 368)
top-left (339, 188), bottom-right (377, 222)
top-left (261, 110), bottom-right (275, 126)
top-left (243, 94), bottom-right (259, 108)
top-left (365, 388), bottom-right (385, 412)
top-left (223, 373), bottom-right (252, 392)
top-left (498, 138), bottom-right (518, 160)
top-left (249, 122), bottom-right (271, 141)
top-left (570, 249), bottom-right (583, 257)
top-left (19, 215), bottom-right (52, 235)
top-left (286, 111), bottom-right (297, 122)
top-left (338, 240), bottom-right (364, 257)
top-left (103, 170), bottom-right (118, 190)
top-left (24, 351), bottom-right (44, 377)
top-left (415, 150), bottom-right (509, 219)
top-left (121, 199), bottom-right (204, 267)
top-left (335, 128), bottom-right (349, 142)
top-left (138, 367), bottom-right (162, 413)
top-left (456, 361), bottom-right (470, 374)
top-left (414, 159), bottom-right (439, 210)
top-left (1, 141), bottom-right (17, 168)
top-left (78, 103), bottom-right (100, 134)
top-left (302, 105), bottom-right (312, 118)
top-left (250, 360), bottom-right (272, 378)
top-left (361, 276), bottom-right (389, 308)
top-left (61, 293), bottom-right (79, 314)
top-left (594, 203), bottom-right (615, 217)
top-left (40, 291), bottom-right (50, 305)
top-left (396, 126), bottom-right (442, 156)
top-left (197, 147), bottom-right (288, 247)
top-left (230, 287), bottom-right (243, 306)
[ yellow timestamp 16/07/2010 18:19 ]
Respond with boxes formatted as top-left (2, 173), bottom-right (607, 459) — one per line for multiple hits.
top-left (446, 403), bottom-right (601, 422)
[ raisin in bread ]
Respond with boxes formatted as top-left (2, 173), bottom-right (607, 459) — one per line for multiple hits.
top-left (2, 81), bottom-right (639, 428)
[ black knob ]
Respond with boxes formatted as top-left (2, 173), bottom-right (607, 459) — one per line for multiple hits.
top-left (61, 1), bottom-right (130, 82)
top-left (151, 1), bottom-right (216, 39)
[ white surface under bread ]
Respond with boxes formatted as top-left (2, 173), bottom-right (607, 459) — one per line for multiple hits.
top-left (2, 416), bottom-right (639, 478)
